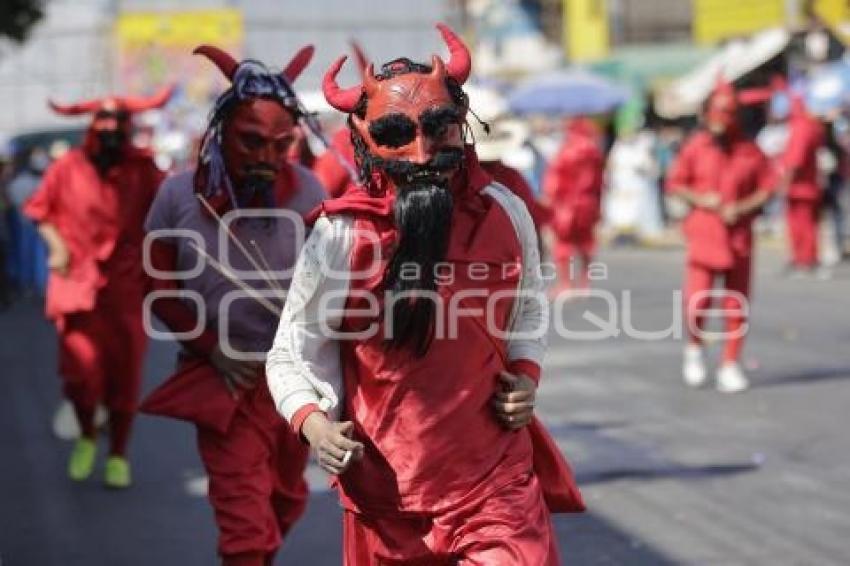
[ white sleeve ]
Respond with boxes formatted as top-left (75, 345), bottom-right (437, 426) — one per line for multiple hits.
top-left (266, 214), bottom-right (353, 423)
top-left (483, 183), bottom-right (547, 368)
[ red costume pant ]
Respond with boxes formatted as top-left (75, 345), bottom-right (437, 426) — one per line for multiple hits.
top-left (196, 384), bottom-right (309, 561)
top-left (684, 256), bottom-right (751, 364)
top-left (786, 198), bottom-right (820, 267)
top-left (59, 296), bottom-right (146, 414)
top-left (552, 232), bottom-right (595, 289)
top-left (342, 471), bottom-right (559, 565)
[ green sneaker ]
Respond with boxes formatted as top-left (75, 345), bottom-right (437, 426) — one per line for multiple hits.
top-left (68, 437), bottom-right (97, 481)
top-left (104, 456), bottom-right (132, 489)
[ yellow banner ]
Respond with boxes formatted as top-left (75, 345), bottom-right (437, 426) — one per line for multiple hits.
top-left (564, 0), bottom-right (609, 62)
top-left (693, 0), bottom-right (785, 44)
top-left (811, 0), bottom-right (850, 42)
top-left (116, 8), bottom-right (243, 47)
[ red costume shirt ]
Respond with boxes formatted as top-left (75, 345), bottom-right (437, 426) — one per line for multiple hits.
top-left (781, 112), bottom-right (824, 201)
top-left (24, 147), bottom-right (164, 323)
top-left (667, 131), bottom-right (775, 269)
top-left (543, 129), bottom-right (604, 239)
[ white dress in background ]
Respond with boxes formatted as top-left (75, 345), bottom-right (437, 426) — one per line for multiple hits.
top-left (604, 131), bottom-right (664, 239)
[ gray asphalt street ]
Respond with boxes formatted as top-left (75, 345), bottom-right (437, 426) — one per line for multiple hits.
top-left (1, 246), bottom-right (849, 565)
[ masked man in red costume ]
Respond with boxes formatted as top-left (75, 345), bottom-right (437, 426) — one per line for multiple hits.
top-left (23, 86), bottom-right (172, 488)
top-left (267, 24), bottom-right (583, 565)
top-left (141, 45), bottom-right (325, 565)
top-left (543, 117), bottom-right (604, 294)
top-left (777, 92), bottom-right (825, 274)
top-left (667, 79), bottom-right (776, 393)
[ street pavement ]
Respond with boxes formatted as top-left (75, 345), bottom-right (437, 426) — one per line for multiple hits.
top-left (1, 246), bottom-right (849, 565)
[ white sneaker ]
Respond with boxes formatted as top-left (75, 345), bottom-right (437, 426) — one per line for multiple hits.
top-left (52, 401), bottom-right (109, 440)
top-left (52, 400), bottom-right (80, 440)
top-left (683, 344), bottom-right (708, 387)
top-left (716, 362), bottom-right (750, 393)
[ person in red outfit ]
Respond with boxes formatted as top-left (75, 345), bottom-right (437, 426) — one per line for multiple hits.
top-left (543, 117), bottom-right (604, 293)
top-left (23, 86), bottom-right (172, 487)
top-left (267, 24), bottom-right (583, 565)
top-left (777, 93), bottom-right (825, 273)
top-left (141, 45), bottom-right (325, 566)
top-left (666, 79), bottom-right (776, 393)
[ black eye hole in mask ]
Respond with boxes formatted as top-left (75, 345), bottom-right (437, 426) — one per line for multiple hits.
top-left (420, 106), bottom-right (460, 139)
top-left (369, 113), bottom-right (417, 148)
top-left (94, 109), bottom-right (130, 123)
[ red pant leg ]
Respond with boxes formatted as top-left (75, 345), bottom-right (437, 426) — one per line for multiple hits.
top-left (343, 510), bottom-right (442, 565)
top-left (270, 418), bottom-right (309, 540)
top-left (342, 472), bottom-right (558, 565)
top-left (102, 310), bottom-right (146, 413)
top-left (787, 199), bottom-right (820, 267)
top-left (684, 262), bottom-right (716, 345)
top-left (721, 255), bottom-right (752, 363)
top-left (448, 472), bottom-right (559, 566)
top-left (197, 386), bottom-right (308, 558)
top-left (59, 311), bottom-right (108, 411)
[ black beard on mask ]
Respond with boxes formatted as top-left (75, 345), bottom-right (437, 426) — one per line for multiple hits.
top-left (235, 165), bottom-right (277, 208)
top-left (91, 130), bottom-right (126, 173)
top-left (382, 175), bottom-right (454, 357)
top-left (371, 147), bottom-right (464, 187)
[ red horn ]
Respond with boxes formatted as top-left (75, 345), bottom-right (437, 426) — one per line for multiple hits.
top-left (282, 45), bottom-right (315, 84)
top-left (436, 23), bottom-right (471, 85)
top-left (48, 97), bottom-right (103, 116)
top-left (430, 55), bottom-right (446, 80)
top-left (322, 56), bottom-right (362, 113)
top-left (363, 63), bottom-right (379, 97)
top-left (193, 44), bottom-right (239, 81)
top-left (349, 39), bottom-right (369, 76)
top-left (120, 84), bottom-right (176, 113)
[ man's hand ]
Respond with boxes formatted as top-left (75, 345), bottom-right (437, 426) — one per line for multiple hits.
top-left (47, 243), bottom-right (70, 276)
top-left (301, 412), bottom-right (364, 475)
top-left (491, 371), bottom-right (536, 431)
top-left (720, 203), bottom-right (741, 226)
top-left (37, 223), bottom-right (70, 276)
top-left (209, 344), bottom-right (262, 398)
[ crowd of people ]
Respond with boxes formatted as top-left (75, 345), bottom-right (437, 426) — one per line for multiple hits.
top-left (0, 19), bottom-right (848, 566)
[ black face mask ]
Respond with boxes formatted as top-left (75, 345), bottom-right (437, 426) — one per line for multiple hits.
top-left (92, 130), bottom-right (127, 172)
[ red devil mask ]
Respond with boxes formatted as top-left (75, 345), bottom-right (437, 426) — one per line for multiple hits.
top-left (705, 77), bottom-right (740, 136)
top-left (48, 85), bottom-right (174, 161)
top-left (193, 44), bottom-right (313, 208)
top-left (705, 74), bottom-right (781, 137)
top-left (323, 24), bottom-right (471, 175)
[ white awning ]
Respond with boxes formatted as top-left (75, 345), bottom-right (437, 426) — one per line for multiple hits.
top-left (655, 27), bottom-right (791, 119)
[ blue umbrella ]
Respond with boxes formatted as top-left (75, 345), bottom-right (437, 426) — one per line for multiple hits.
top-left (805, 60), bottom-right (850, 116)
top-left (508, 69), bottom-right (630, 116)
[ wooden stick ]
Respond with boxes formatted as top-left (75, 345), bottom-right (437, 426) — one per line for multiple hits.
top-left (249, 239), bottom-right (279, 282)
top-left (188, 241), bottom-right (281, 316)
top-left (195, 194), bottom-right (284, 293)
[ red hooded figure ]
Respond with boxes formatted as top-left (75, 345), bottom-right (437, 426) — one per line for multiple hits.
top-left (666, 77), bottom-right (776, 393)
top-left (23, 85), bottom-right (172, 488)
top-left (266, 23), bottom-right (583, 565)
top-left (780, 93), bottom-right (825, 269)
top-left (543, 116), bottom-right (605, 291)
top-left (140, 43), bottom-right (326, 566)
